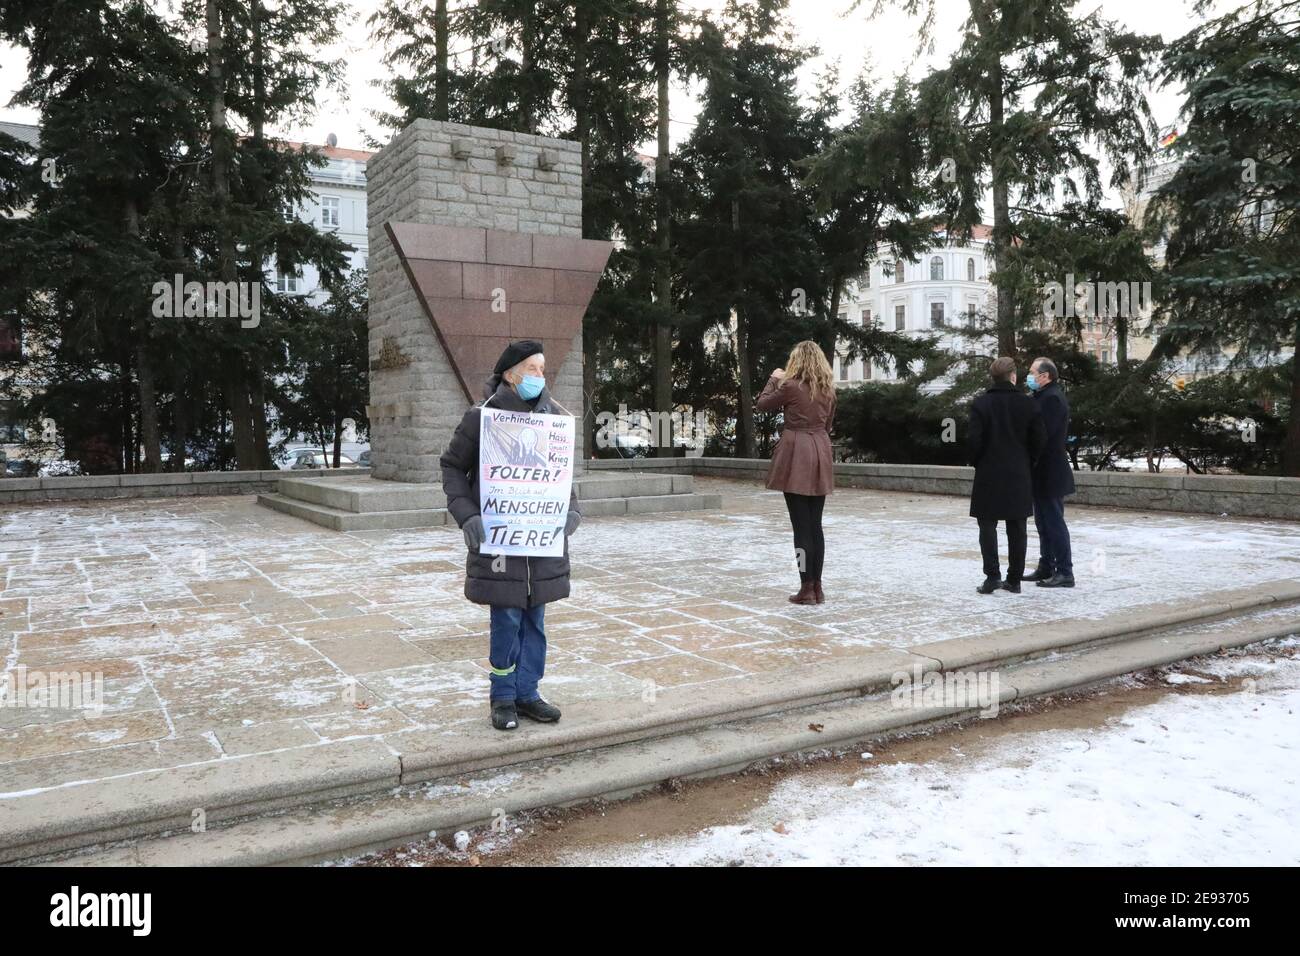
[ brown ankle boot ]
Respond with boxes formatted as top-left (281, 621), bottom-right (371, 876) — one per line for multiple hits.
top-left (812, 580), bottom-right (825, 604)
top-left (788, 581), bottom-right (816, 605)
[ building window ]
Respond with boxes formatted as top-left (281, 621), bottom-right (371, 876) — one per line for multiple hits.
top-left (894, 260), bottom-right (904, 284)
top-left (1101, 350), bottom-right (1110, 365)
top-left (930, 256), bottom-right (943, 280)
top-left (321, 195), bottom-right (341, 228)
top-left (838, 354), bottom-right (849, 381)
top-left (0, 313), bottom-right (21, 361)
top-left (275, 270), bottom-right (301, 294)
top-left (861, 309), bottom-right (871, 326)
top-left (894, 305), bottom-right (906, 331)
top-left (0, 401), bottom-right (23, 442)
top-left (967, 258), bottom-right (976, 282)
top-left (930, 302), bottom-right (945, 329)
top-left (967, 303), bottom-right (977, 326)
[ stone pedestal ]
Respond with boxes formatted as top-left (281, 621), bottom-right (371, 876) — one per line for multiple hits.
top-left (365, 120), bottom-right (608, 483)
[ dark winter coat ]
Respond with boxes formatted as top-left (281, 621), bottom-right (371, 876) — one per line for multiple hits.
top-left (1031, 381), bottom-right (1077, 500)
top-left (967, 381), bottom-right (1047, 520)
top-left (439, 379), bottom-right (580, 608)
top-left (756, 374), bottom-right (836, 496)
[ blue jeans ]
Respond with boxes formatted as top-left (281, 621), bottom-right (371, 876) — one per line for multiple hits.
top-left (488, 604), bottom-right (547, 703)
top-left (1033, 496), bottom-right (1073, 576)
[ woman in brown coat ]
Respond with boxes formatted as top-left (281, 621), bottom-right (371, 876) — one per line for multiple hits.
top-left (757, 340), bottom-right (836, 605)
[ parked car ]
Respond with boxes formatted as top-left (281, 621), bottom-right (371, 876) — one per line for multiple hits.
top-left (4, 459), bottom-right (38, 478)
top-left (356, 449), bottom-right (371, 467)
top-left (288, 449), bottom-right (357, 470)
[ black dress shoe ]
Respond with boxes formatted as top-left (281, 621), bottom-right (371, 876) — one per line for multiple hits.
top-left (1001, 580), bottom-right (1021, 593)
top-left (1036, 573), bottom-right (1076, 589)
top-left (491, 701), bottom-right (518, 731)
top-left (976, 576), bottom-right (1002, 595)
top-left (516, 697), bottom-right (562, 723)
top-left (1023, 565), bottom-right (1053, 582)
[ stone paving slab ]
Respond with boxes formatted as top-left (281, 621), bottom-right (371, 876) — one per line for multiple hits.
top-left (1, 478), bottom-right (1298, 853)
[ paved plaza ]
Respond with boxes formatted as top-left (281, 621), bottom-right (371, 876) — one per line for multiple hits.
top-left (2, 477), bottom-right (1299, 800)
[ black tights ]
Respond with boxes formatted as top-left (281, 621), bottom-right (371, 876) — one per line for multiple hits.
top-left (783, 492), bottom-right (826, 583)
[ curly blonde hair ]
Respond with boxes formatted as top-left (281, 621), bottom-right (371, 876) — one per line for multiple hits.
top-left (785, 340), bottom-right (834, 402)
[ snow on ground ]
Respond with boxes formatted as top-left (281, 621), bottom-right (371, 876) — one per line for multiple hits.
top-left (554, 644), bottom-right (1300, 867)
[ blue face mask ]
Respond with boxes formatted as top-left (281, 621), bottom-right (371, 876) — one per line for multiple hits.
top-left (516, 374), bottom-right (545, 400)
top-left (1026, 373), bottom-right (1041, 392)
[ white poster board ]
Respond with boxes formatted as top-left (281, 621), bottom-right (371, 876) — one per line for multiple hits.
top-left (478, 408), bottom-right (575, 557)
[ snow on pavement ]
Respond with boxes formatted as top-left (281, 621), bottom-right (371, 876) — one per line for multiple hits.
top-left (555, 642), bottom-right (1300, 866)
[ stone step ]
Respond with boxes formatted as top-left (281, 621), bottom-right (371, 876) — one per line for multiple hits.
top-left (580, 492), bottom-right (722, 517)
top-left (278, 476), bottom-right (446, 513)
top-left (574, 473), bottom-right (694, 499)
top-left (260, 491), bottom-right (722, 531)
top-left (38, 597), bottom-right (1300, 867)
top-left (257, 494), bottom-right (449, 532)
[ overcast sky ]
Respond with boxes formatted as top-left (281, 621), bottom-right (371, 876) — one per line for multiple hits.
top-left (1, 0), bottom-right (1210, 196)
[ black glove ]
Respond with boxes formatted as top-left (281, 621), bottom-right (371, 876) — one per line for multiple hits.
top-left (462, 515), bottom-right (486, 551)
top-left (564, 510), bottom-right (581, 537)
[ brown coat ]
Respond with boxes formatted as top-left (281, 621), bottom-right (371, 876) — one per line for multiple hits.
top-left (757, 373), bottom-right (836, 496)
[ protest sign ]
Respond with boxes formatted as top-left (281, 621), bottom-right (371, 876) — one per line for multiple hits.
top-left (478, 407), bottom-right (575, 557)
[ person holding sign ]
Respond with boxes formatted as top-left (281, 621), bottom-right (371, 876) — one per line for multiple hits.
top-left (440, 341), bottom-right (581, 732)
top-left (757, 340), bottom-right (836, 605)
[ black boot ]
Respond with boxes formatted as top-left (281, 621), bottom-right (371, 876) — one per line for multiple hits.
top-left (976, 576), bottom-right (1002, 595)
top-left (1023, 564), bottom-right (1053, 582)
top-left (491, 700), bottom-right (518, 731)
top-left (1000, 579), bottom-right (1021, 593)
top-left (516, 697), bottom-right (562, 723)
top-left (1036, 573), bottom-right (1076, 589)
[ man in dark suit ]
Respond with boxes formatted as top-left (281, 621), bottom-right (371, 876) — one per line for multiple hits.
top-left (968, 357), bottom-right (1047, 595)
top-left (1025, 356), bottom-right (1077, 588)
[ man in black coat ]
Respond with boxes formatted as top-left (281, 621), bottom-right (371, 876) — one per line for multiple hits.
top-left (1025, 356), bottom-right (1077, 588)
top-left (440, 340), bottom-right (581, 731)
top-left (967, 356), bottom-right (1047, 594)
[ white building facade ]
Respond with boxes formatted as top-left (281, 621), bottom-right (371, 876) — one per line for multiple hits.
top-left (276, 138), bottom-right (372, 300)
top-left (833, 228), bottom-right (996, 394)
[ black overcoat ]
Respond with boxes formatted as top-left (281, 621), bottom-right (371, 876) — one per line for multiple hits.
top-left (1031, 381), bottom-right (1077, 500)
top-left (967, 381), bottom-right (1047, 520)
top-left (439, 380), bottom-right (580, 608)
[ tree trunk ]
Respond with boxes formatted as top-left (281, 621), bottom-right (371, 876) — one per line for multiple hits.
top-left (435, 0), bottom-right (449, 120)
top-left (1116, 315), bottom-right (1128, 366)
top-left (135, 345), bottom-right (163, 473)
top-left (981, 10), bottom-right (1016, 360)
top-left (125, 197), bottom-right (163, 472)
top-left (653, 0), bottom-right (674, 456)
top-left (248, 0), bottom-right (272, 470)
top-left (520, 6), bottom-right (536, 133)
top-left (250, 355), bottom-right (273, 469)
top-left (574, 1), bottom-right (596, 458)
top-left (733, 198), bottom-right (756, 459)
top-left (208, 0), bottom-right (258, 470)
top-left (1284, 318), bottom-right (1300, 476)
top-left (171, 383), bottom-right (187, 472)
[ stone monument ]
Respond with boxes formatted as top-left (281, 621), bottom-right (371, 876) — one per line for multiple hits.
top-left (259, 120), bottom-right (718, 530)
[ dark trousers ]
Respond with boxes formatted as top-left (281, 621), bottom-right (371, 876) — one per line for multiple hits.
top-left (977, 517), bottom-right (1027, 581)
top-left (488, 604), bottom-right (546, 703)
top-left (783, 492), bottom-right (826, 582)
top-left (1033, 496), bottom-right (1073, 576)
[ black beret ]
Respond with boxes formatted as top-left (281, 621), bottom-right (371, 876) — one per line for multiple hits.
top-left (493, 339), bottom-right (545, 375)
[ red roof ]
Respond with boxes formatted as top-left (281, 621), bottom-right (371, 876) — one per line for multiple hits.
top-left (279, 140), bottom-right (375, 162)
